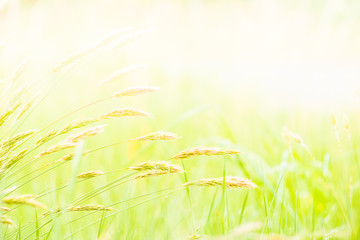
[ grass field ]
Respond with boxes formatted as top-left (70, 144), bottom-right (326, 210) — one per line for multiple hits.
top-left (0, 0), bottom-right (360, 239)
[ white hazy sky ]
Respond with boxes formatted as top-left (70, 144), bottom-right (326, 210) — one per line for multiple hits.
top-left (1, 0), bottom-right (360, 109)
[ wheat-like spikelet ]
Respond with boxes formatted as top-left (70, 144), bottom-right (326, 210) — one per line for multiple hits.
top-left (0, 101), bottom-right (22, 127)
top-left (185, 176), bottom-right (257, 189)
top-left (40, 125), bottom-right (105, 157)
top-left (58, 119), bottom-right (99, 135)
top-left (39, 141), bottom-right (79, 157)
top-left (35, 130), bottom-right (59, 146)
top-left (54, 153), bottom-right (75, 163)
top-left (0, 130), bottom-right (35, 150)
top-left (99, 65), bottom-right (148, 86)
top-left (113, 86), bottom-right (159, 97)
top-left (99, 108), bottom-right (151, 120)
top-left (135, 170), bottom-right (176, 179)
top-left (15, 96), bottom-right (37, 120)
top-left (69, 125), bottom-right (105, 143)
top-left (188, 234), bottom-right (201, 240)
top-left (128, 161), bottom-right (183, 173)
top-left (130, 131), bottom-right (180, 141)
top-left (171, 147), bottom-right (241, 160)
top-left (3, 195), bottom-right (47, 209)
top-left (77, 170), bottom-right (104, 179)
top-left (35, 119), bottom-right (96, 146)
top-left (3, 148), bottom-right (28, 168)
top-left (282, 127), bottom-right (303, 145)
top-left (67, 204), bottom-right (113, 211)
top-left (0, 206), bottom-right (11, 212)
top-left (1, 215), bottom-right (16, 227)
top-left (282, 127), bottom-right (315, 160)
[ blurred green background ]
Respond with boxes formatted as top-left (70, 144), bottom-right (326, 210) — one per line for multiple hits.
top-left (0, 0), bottom-right (360, 239)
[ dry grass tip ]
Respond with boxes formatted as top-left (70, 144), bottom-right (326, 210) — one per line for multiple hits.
top-left (185, 176), bottom-right (257, 189)
top-left (171, 147), bottom-right (241, 160)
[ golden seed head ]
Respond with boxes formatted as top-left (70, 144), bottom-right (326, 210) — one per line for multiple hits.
top-left (331, 114), bottom-right (337, 126)
top-left (39, 141), bottom-right (79, 157)
top-left (99, 66), bottom-right (148, 86)
top-left (54, 153), bottom-right (75, 163)
top-left (67, 204), bottom-right (113, 211)
top-left (40, 126), bottom-right (104, 157)
top-left (60, 119), bottom-right (97, 135)
top-left (282, 127), bottom-right (303, 144)
top-left (1, 130), bottom-right (35, 150)
top-left (69, 125), bottom-right (105, 143)
top-left (3, 195), bottom-right (47, 209)
top-left (129, 161), bottom-right (183, 173)
top-left (135, 170), bottom-right (174, 179)
top-left (1, 215), bottom-right (16, 227)
top-left (77, 170), bottom-right (104, 179)
top-left (99, 108), bottom-right (151, 120)
top-left (0, 206), bottom-right (11, 212)
top-left (188, 235), bottom-right (201, 240)
top-left (131, 131), bottom-right (180, 141)
top-left (113, 86), bottom-right (159, 97)
top-left (4, 148), bottom-right (29, 168)
top-left (185, 176), bottom-right (258, 189)
top-left (0, 102), bottom-right (22, 127)
top-left (36, 130), bottom-right (59, 146)
top-left (171, 147), bottom-right (241, 160)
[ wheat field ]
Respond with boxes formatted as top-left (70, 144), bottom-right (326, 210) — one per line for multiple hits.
top-left (0, 0), bottom-right (360, 239)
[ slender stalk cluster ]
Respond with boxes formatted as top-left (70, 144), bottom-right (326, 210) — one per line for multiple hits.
top-left (39, 125), bottom-right (105, 157)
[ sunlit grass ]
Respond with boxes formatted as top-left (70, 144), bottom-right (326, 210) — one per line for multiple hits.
top-left (0, 0), bottom-right (360, 239)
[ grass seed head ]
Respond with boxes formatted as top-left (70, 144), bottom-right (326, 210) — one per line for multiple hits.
top-left (3, 194), bottom-right (47, 209)
top-left (113, 86), bottom-right (159, 97)
top-left (99, 108), bottom-right (151, 120)
top-left (67, 204), bottom-right (113, 211)
top-left (1, 215), bottom-right (16, 227)
top-left (0, 206), bottom-right (11, 212)
top-left (99, 66), bottom-right (148, 86)
top-left (135, 170), bottom-right (175, 179)
top-left (185, 176), bottom-right (258, 189)
top-left (54, 153), bottom-right (75, 163)
top-left (0, 102), bottom-right (22, 127)
top-left (77, 170), bottom-right (104, 178)
top-left (129, 161), bottom-right (183, 173)
top-left (39, 141), bottom-right (79, 157)
top-left (171, 147), bottom-right (241, 160)
top-left (131, 131), bottom-right (180, 141)
top-left (69, 125), bottom-right (105, 143)
top-left (1, 130), bottom-right (35, 150)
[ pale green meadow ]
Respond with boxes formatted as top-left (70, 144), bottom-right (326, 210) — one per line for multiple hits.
top-left (0, 0), bottom-right (360, 239)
